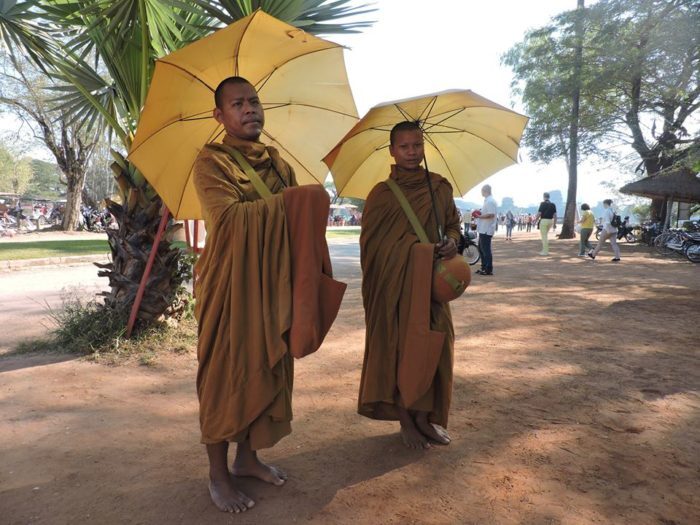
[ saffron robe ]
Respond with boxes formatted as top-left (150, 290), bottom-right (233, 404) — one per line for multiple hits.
top-left (193, 134), bottom-right (298, 449)
top-left (358, 165), bottom-right (461, 427)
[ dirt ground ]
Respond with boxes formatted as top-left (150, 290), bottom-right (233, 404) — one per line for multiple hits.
top-left (1, 232), bottom-right (698, 525)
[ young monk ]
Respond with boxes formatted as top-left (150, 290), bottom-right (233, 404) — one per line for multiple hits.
top-left (358, 121), bottom-right (461, 449)
top-left (192, 77), bottom-right (296, 513)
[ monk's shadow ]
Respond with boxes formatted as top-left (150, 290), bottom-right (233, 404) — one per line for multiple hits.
top-left (233, 432), bottom-right (423, 521)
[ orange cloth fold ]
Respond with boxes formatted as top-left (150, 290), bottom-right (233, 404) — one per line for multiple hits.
top-left (283, 185), bottom-right (347, 359)
top-left (397, 243), bottom-right (446, 407)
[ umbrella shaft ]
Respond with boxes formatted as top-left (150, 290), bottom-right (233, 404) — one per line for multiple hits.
top-left (423, 156), bottom-right (444, 241)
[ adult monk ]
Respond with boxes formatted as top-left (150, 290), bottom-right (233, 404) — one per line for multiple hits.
top-left (193, 76), bottom-right (297, 513)
top-left (358, 121), bottom-right (461, 449)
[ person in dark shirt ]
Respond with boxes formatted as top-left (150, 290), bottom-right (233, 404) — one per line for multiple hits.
top-left (535, 192), bottom-right (557, 255)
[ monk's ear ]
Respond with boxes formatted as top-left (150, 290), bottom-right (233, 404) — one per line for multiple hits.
top-left (213, 107), bottom-right (223, 125)
top-left (388, 143), bottom-right (396, 159)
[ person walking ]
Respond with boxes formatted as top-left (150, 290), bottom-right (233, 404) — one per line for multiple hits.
top-left (588, 199), bottom-right (621, 262)
top-left (476, 184), bottom-right (497, 275)
top-left (578, 203), bottom-right (595, 256)
top-left (505, 209), bottom-right (515, 240)
top-left (535, 192), bottom-right (557, 255)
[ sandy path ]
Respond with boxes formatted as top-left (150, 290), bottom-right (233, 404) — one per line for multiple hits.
top-left (1, 235), bottom-right (698, 524)
top-left (0, 264), bottom-right (109, 353)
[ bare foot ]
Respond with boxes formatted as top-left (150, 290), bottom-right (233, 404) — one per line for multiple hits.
top-left (232, 457), bottom-right (287, 486)
top-left (415, 415), bottom-right (451, 445)
top-left (208, 477), bottom-right (255, 513)
top-left (400, 423), bottom-right (431, 450)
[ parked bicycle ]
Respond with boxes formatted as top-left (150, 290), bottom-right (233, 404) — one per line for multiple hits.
top-left (457, 229), bottom-right (482, 266)
top-left (653, 228), bottom-right (700, 263)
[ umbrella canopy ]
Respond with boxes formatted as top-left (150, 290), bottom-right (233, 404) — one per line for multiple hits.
top-left (323, 90), bottom-right (528, 199)
top-left (619, 168), bottom-right (700, 203)
top-left (128, 10), bottom-right (358, 219)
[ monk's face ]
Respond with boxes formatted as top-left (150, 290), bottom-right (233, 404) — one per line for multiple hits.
top-left (214, 82), bottom-right (265, 141)
top-left (389, 129), bottom-right (424, 170)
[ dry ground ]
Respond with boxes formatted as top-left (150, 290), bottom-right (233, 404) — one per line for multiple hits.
top-left (1, 232), bottom-right (698, 524)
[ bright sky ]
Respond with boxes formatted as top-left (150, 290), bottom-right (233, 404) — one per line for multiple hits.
top-left (331, 0), bottom-right (628, 207)
top-left (2, 0), bottom-right (638, 208)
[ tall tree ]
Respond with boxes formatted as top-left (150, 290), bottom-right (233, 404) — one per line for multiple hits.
top-left (504, 0), bottom-right (699, 225)
top-left (561, 0), bottom-right (585, 239)
top-left (0, 54), bottom-right (98, 229)
top-left (0, 0), bottom-right (373, 331)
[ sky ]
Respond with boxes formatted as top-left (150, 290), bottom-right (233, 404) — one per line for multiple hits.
top-left (330, 0), bottom-right (633, 207)
top-left (1, 0), bottom-right (645, 208)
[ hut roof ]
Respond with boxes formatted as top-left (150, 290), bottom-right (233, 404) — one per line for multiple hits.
top-left (619, 168), bottom-right (700, 203)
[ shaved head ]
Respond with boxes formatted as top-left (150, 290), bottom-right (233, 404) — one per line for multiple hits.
top-left (214, 76), bottom-right (254, 109)
top-left (390, 121), bottom-right (422, 146)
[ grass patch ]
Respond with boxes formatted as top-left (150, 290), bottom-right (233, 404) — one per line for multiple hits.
top-left (11, 293), bottom-right (197, 365)
top-left (0, 239), bottom-right (110, 260)
top-left (326, 228), bottom-right (360, 239)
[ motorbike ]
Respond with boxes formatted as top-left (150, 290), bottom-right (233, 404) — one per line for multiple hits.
top-left (595, 216), bottom-right (637, 242)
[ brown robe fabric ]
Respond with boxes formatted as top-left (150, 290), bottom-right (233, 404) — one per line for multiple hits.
top-left (358, 165), bottom-right (461, 427)
top-left (193, 134), bottom-right (298, 449)
top-left (283, 185), bottom-right (347, 359)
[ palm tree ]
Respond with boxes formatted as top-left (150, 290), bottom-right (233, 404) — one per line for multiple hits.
top-left (0, 0), bottom-right (373, 332)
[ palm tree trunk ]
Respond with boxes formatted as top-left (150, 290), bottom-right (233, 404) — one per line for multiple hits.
top-left (95, 153), bottom-right (189, 331)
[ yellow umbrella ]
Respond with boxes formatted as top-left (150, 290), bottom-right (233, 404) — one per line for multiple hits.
top-left (323, 90), bottom-right (528, 199)
top-left (128, 10), bottom-right (358, 219)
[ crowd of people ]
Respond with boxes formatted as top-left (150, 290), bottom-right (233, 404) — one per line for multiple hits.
top-left (464, 190), bottom-right (624, 276)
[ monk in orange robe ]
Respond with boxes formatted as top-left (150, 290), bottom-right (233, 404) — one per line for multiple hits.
top-left (358, 121), bottom-right (462, 449)
top-left (193, 77), bottom-right (297, 513)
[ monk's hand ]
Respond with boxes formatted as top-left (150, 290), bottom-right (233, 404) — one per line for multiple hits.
top-left (436, 238), bottom-right (457, 260)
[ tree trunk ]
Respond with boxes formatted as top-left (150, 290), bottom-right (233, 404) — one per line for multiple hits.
top-left (559, 0), bottom-right (585, 240)
top-left (95, 153), bottom-right (189, 333)
top-left (62, 169), bottom-right (86, 231)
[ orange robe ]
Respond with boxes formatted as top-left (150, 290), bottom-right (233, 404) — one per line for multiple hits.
top-left (193, 134), bottom-right (298, 450)
top-left (358, 165), bottom-right (461, 427)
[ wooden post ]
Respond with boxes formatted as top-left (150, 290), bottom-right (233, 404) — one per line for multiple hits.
top-left (126, 206), bottom-right (171, 338)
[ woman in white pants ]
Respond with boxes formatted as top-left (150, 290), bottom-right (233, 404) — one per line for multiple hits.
top-left (588, 199), bottom-right (621, 261)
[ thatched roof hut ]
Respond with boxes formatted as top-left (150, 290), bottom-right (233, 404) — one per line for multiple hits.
top-left (619, 168), bottom-right (700, 203)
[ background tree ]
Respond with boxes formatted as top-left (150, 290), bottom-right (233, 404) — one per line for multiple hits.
top-left (0, 54), bottom-right (99, 229)
top-left (0, 0), bottom-right (373, 332)
top-left (504, 0), bottom-right (698, 228)
top-left (27, 159), bottom-right (62, 199)
top-left (0, 143), bottom-right (32, 194)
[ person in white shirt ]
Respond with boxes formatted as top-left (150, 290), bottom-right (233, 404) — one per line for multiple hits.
top-left (588, 199), bottom-right (621, 261)
top-left (476, 184), bottom-right (497, 275)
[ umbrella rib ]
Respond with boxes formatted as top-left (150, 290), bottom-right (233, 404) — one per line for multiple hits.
top-left (264, 102), bottom-right (358, 119)
top-left (394, 104), bottom-right (416, 123)
top-left (423, 108), bottom-right (466, 131)
top-left (157, 59), bottom-right (215, 93)
top-left (422, 133), bottom-right (464, 196)
top-left (261, 130), bottom-right (320, 182)
top-left (417, 96), bottom-right (439, 125)
top-left (235, 11), bottom-right (259, 76)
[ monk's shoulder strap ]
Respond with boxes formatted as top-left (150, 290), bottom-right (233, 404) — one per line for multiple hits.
top-left (212, 143), bottom-right (273, 199)
top-left (384, 177), bottom-right (430, 244)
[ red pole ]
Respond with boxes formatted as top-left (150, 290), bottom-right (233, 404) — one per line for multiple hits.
top-left (184, 219), bottom-right (191, 247)
top-left (192, 220), bottom-right (200, 298)
top-left (126, 206), bottom-right (171, 338)
top-left (193, 219), bottom-right (199, 253)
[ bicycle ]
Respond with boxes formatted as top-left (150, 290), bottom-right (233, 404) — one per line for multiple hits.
top-left (457, 230), bottom-right (482, 266)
